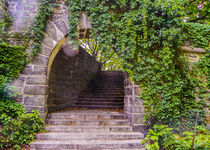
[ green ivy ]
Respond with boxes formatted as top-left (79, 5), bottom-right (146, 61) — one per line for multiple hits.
top-left (27, 0), bottom-right (57, 59)
top-left (65, 0), bottom-right (208, 130)
top-left (184, 23), bottom-right (210, 49)
top-left (142, 124), bottom-right (210, 150)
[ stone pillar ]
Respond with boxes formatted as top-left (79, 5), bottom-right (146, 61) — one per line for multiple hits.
top-left (124, 73), bottom-right (145, 132)
top-left (182, 44), bottom-right (209, 127)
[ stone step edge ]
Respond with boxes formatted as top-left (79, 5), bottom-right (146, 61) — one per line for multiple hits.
top-left (30, 139), bottom-right (143, 144)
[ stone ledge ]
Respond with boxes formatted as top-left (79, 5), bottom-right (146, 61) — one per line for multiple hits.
top-left (181, 46), bottom-right (206, 54)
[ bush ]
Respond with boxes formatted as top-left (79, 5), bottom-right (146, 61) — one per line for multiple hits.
top-left (0, 100), bottom-right (45, 149)
top-left (142, 124), bottom-right (210, 150)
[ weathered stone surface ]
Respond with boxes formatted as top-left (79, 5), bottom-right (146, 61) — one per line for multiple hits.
top-left (24, 85), bottom-right (47, 95)
top-left (30, 110), bottom-right (145, 149)
top-left (25, 105), bottom-right (45, 114)
top-left (54, 19), bottom-right (68, 35)
top-left (21, 65), bottom-right (47, 75)
top-left (42, 34), bottom-right (56, 48)
top-left (26, 75), bottom-right (46, 85)
top-left (11, 75), bottom-right (26, 93)
top-left (130, 106), bottom-right (145, 113)
top-left (134, 86), bottom-right (141, 95)
top-left (24, 95), bottom-right (45, 106)
top-left (32, 54), bottom-right (48, 65)
top-left (40, 44), bottom-right (52, 56)
top-left (130, 113), bottom-right (144, 124)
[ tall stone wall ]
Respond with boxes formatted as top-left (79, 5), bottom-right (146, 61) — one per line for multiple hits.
top-left (48, 47), bottom-right (100, 112)
top-left (7, 0), bottom-right (38, 32)
top-left (124, 73), bottom-right (145, 132)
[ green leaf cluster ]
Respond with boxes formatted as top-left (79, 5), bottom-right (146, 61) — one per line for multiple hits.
top-left (0, 100), bottom-right (45, 149)
top-left (142, 124), bottom-right (210, 150)
top-left (27, 0), bottom-right (57, 59)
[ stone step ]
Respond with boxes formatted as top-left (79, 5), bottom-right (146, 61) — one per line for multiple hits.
top-left (75, 99), bottom-right (124, 103)
top-left (30, 148), bottom-right (146, 150)
top-left (72, 105), bottom-right (124, 109)
top-left (30, 139), bottom-right (144, 149)
top-left (36, 132), bottom-right (144, 140)
top-left (74, 102), bottom-right (124, 107)
top-left (78, 95), bottom-right (124, 98)
top-left (48, 112), bottom-right (124, 120)
top-left (80, 92), bottom-right (124, 95)
top-left (45, 125), bottom-right (132, 132)
top-left (82, 88), bottom-right (124, 92)
top-left (47, 119), bottom-right (128, 126)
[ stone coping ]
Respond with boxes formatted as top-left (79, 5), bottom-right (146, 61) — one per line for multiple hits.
top-left (181, 46), bottom-right (206, 54)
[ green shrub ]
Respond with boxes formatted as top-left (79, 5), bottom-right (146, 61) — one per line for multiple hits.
top-left (142, 124), bottom-right (210, 150)
top-left (0, 100), bottom-right (45, 149)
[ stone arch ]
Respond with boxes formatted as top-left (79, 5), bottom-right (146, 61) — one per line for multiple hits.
top-left (12, 3), bottom-right (71, 120)
top-left (13, 2), bottom-right (100, 120)
top-left (12, 1), bottom-right (145, 129)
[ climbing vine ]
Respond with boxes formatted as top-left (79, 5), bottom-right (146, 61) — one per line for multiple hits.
top-left (65, 0), bottom-right (209, 130)
top-left (26, 0), bottom-right (57, 59)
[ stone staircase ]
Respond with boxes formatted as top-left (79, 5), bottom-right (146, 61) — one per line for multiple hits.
top-left (73, 71), bottom-right (124, 110)
top-left (30, 71), bottom-right (145, 149)
top-left (30, 110), bottom-right (145, 150)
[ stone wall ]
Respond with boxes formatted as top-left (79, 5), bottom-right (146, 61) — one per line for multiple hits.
top-left (124, 73), bottom-right (145, 132)
top-left (7, 0), bottom-right (38, 32)
top-left (48, 47), bottom-right (100, 112)
top-left (11, 1), bottom-right (70, 120)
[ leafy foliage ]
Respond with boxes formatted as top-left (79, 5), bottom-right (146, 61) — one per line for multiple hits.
top-left (0, 100), bottom-right (45, 150)
top-left (65, 0), bottom-right (208, 130)
top-left (142, 124), bottom-right (210, 150)
top-left (27, 0), bottom-right (57, 59)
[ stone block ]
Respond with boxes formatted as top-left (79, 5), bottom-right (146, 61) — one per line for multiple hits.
top-left (125, 87), bottom-right (132, 95)
top-left (124, 96), bottom-right (129, 104)
top-left (132, 124), bottom-right (145, 133)
top-left (42, 34), bottom-right (56, 48)
top-left (24, 95), bottom-right (45, 106)
top-left (21, 65), bottom-right (47, 75)
top-left (26, 75), bottom-right (46, 85)
top-left (130, 97), bottom-right (143, 106)
top-left (11, 75), bottom-right (26, 93)
top-left (32, 54), bottom-right (48, 65)
top-left (130, 106), bottom-right (145, 113)
top-left (40, 44), bottom-right (53, 56)
top-left (54, 19), bottom-right (68, 35)
top-left (25, 105), bottom-right (45, 114)
top-left (134, 86), bottom-right (141, 95)
top-left (24, 85), bottom-right (47, 95)
top-left (130, 113), bottom-right (145, 124)
top-left (46, 23), bottom-right (58, 41)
